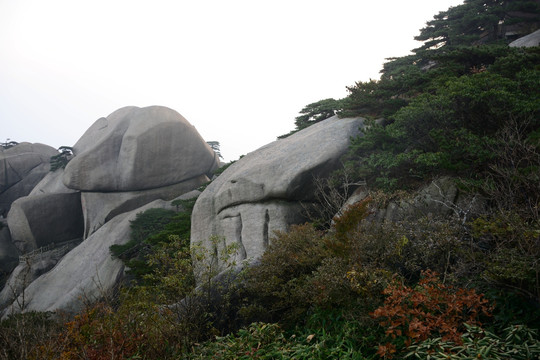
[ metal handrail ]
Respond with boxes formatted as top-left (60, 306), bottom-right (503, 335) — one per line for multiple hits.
top-left (19, 238), bottom-right (82, 263)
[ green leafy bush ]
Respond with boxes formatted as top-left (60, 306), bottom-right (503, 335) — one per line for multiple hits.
top-left (110, 199), bottom-right (195, 284)
top-left (406, 324), bottom-right (540, 360)
top-left (470, 212), bottom-right (540, 304)
top-left (240, 224), bottom-right (330, 323)
top-left (189, 319), bottom-right (377, 360)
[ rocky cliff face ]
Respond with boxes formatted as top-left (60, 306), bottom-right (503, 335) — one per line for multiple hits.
top-left (1, 106), bottom-right (219, 317)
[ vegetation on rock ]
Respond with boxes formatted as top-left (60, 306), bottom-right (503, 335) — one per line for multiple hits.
top-left (2, 1), bottom-right (540, 358)
top-left (49, 146), bottom-right (73, 171)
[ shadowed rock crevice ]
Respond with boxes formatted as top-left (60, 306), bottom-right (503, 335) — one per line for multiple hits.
top-left (263, 209), bottom-right (270, 249)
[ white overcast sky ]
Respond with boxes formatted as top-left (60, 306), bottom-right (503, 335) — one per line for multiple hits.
top-left (1, 0), bottom-right (463, 162)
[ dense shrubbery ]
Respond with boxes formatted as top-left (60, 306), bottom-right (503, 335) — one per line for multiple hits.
top-left (0, 312), bottom-right (62, 360)
top-left (4, 180), bottom-right (539, 359)
top-left (407, 324), bottom-right (540, 360)
top-left (2, 1), bottom-right (540, 358)
top-left (346, 66), bottom-right (539, 191)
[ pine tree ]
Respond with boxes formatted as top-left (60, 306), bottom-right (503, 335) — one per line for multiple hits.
top-left (414, 0), bottom-right (540, 52)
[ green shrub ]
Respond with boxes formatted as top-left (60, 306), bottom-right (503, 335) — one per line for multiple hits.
top-left (110, 208), bottom-right (177, 260)
top-left (110, 201), bottom-right (195, 284)
top-left (406, 324), bottom-right (540, 360)
top-left (240, 224), bottom-right (330, 323)
top-left (189, 319), bottom-right (377, 360)
top-left (241, 202), bottom-right (469, 327)
top-left (470, 212), bottom-right (540, 304)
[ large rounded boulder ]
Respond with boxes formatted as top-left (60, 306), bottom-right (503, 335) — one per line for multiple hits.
top-left (7, 192), bottom-right (83, 253)
top-left (63, 106), bottom-right (220, 192)
top-left (0, 143), bottom-right (58, 216)
top-left (191, 115), bottom-right (364, 278)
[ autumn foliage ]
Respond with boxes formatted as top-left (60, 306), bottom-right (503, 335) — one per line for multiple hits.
top-left (371, 270), bottom-right (493, 358)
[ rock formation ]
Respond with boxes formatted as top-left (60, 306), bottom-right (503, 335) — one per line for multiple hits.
top-left (509, 29), bottom-right (540, 48)
top-left (79, 176), bottom-right (207, 238)
top-left (0, 240), bottom-right (77, 313)
top-left (29, 168), bottom-right (76, 196)
top-left (190, 115), bottom-right (365, 278)
top-left (7, 192), bottom-right (83, 253)
top-left (1, 106), bottom-right (218, 316)
top-left (0, 143), bottom-right (58, 216)
top-left (340, 177), bottom-right (484, 224)
top-left (1, 199), bottom-right (178, 316)
top-left (63, 106), bottom-right (219, 192)
top-left (0, 223), bottom-right (17, 275)
top-left (63, 106), bottom-right (220, 238)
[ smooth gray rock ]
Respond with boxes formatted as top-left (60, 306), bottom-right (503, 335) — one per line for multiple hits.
top-left (509, 29), bottom-right (540, 48)
top-left (214, 202), bottom-right (306, 265)
top-left (63, 106), bottom-right (220, 192)
top-left (0, 242), bottom-right (77, 313)
top-left (0, 143), bottom-right (58, 216)
top-left (81, 174), bottom-right (209, 238)
top-left (2, 199), bottom-right (176, 316)
top-left (7, 193), bottom-right (83, 253)
top-left (29, 168), bottom-right (77, 196)
top-left (191, 115), bottom-right (364, 278)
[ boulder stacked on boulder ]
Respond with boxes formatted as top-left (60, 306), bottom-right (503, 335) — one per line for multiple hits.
top-left (65, 106), bottom-right (219, 238)
top-left (0, 143), bottom-right (59, 281)
top-left (1, 106), bottom-right (219, 316)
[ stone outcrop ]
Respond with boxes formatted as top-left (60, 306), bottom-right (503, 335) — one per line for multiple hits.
top-left (29, 168), bottom-right (76, 196)
top-left (7, 192), bottom-right (84, 253)
top-left (0, 105), bottom-right (216, 316)
top-left (339, 177), bottom-right (484, 224)
top-left (80, 175), bottom-right (208, 238)
top-left (63, 106), bottom-right (219, 192)
top-left (191, 115), bottom-right (364, 277)
top-left (509, 29), bottom-right (540, 48)
top-left (61, 105), bottom-right (219, 238)
top-left (0, 241), bottom-right (78, 312)
top-left (1, 198), bottom-right (179, 317)
top-left (0, 143), bottom-right (58, 216)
